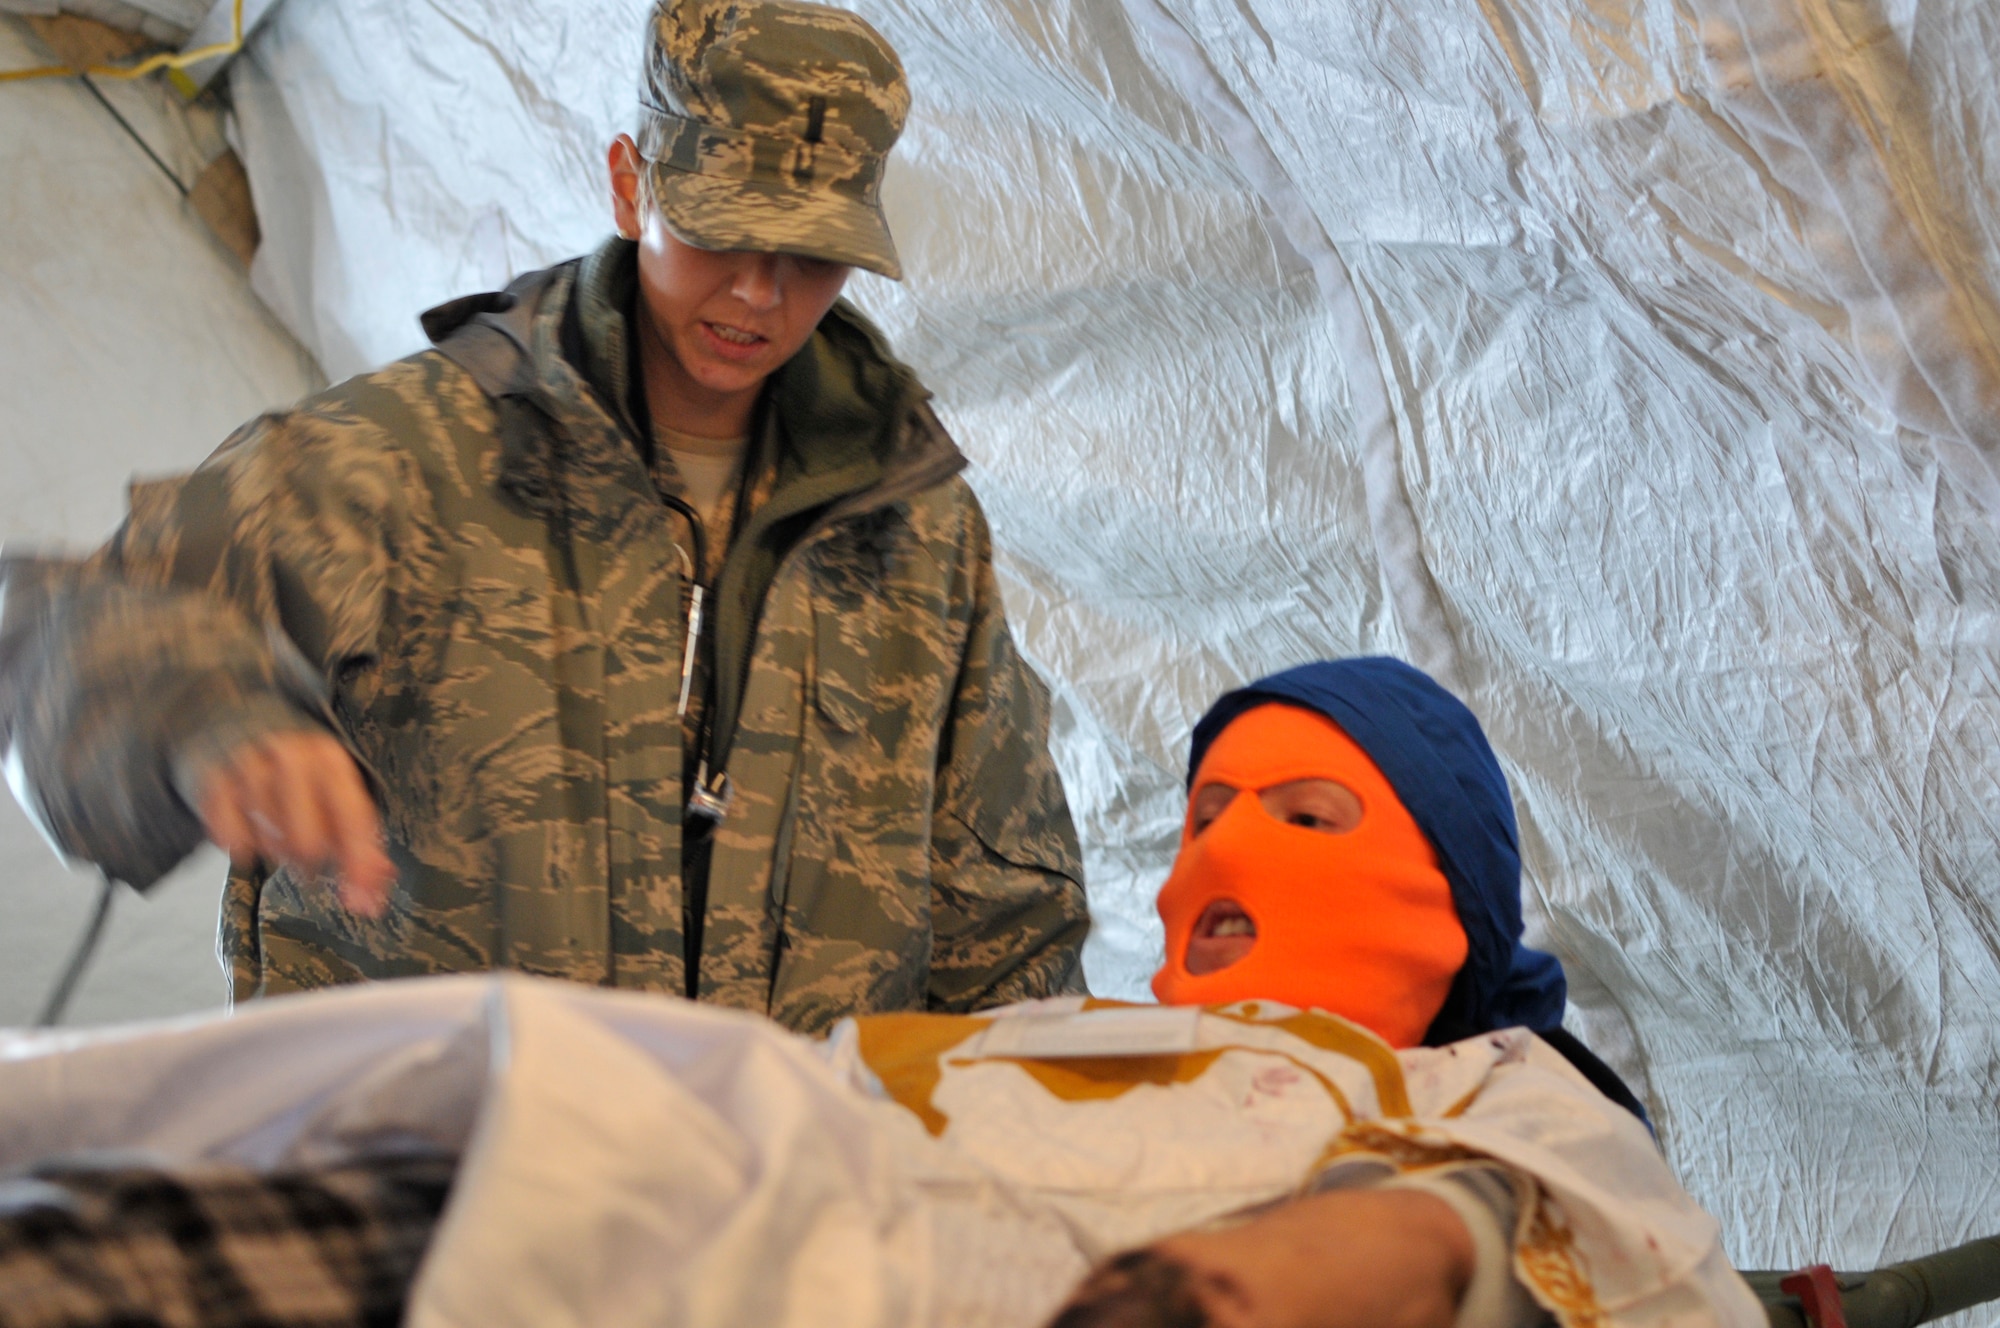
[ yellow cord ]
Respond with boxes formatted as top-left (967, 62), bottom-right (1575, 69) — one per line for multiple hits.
top-left (0, 0), bottom-right (243, 84)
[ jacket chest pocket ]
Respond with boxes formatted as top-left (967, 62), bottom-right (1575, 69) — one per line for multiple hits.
top-left (363, 540), bottom-right (599, 840)
top-left (806, 523), bottom-right (962, 762)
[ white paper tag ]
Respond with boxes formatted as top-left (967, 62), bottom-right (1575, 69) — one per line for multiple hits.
top-left (973, 1005), bottom-right (1201, 1059)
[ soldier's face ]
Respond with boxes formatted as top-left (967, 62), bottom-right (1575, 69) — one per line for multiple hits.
top-left (633, 222), bottom-right (852, 407)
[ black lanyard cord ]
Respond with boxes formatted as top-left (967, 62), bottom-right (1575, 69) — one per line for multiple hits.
top-left (659, 443), bottom-right (763, 1000)
top-left (35, 877), bottom-right (116, 1027)
top-left (656, 492), bottom-right (707, 588)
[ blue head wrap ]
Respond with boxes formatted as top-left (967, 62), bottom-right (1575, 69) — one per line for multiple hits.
top-left (1186, 657), bottom-right (1567, 1044)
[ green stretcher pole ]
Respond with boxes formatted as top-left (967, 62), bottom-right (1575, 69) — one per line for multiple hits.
top-left (1748, 1234), bottom-right (2000, 1328)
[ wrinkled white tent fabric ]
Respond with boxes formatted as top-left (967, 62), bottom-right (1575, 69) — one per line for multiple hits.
top-left (227, 0), bottom-right (2000, 1288)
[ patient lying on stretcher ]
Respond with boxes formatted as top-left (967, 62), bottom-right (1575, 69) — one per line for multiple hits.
top-left (0, 660), bottom-right (1762, 1328)
top-left (1038, 657), bottom-right (1671, 1328)
top-left (888, 657), bottom-right (1727, 1328)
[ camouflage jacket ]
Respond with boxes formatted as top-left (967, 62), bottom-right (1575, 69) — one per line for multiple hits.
top-left (0, 240), bottom-right (1088, 1032)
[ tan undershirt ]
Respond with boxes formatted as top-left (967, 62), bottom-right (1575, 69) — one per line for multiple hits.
top-left (656, 423), bottom-right (750, 555)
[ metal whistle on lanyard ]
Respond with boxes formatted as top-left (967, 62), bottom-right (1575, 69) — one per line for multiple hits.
top-left (669, 534), bottom-right (733, 823)
top-left (688, 760), bottom-right (732, 822)
top-left (668, 536), bottom-right (708, 720)
top-left (677, 581), bottom-right (704, 718)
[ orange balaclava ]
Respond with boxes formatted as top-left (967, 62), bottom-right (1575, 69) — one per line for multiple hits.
top-left (1150, 703), bottom-right (1469, 1047)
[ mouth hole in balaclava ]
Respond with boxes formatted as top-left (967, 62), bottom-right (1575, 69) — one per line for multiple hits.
top-left (1186, 897), bottom-right (1257, 975)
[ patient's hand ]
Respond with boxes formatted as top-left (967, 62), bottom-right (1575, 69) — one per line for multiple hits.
top-left (1049, 1188), bottom-right (1473, 1328)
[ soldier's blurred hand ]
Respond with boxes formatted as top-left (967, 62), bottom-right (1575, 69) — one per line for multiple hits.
top-left (195, 732), bottom-right (393, 917)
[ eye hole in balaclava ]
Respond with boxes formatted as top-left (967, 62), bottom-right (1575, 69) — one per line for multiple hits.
top-left (1186, 778), bottom-right (1363, 841)
top-left (1150, 702), bottom-right (1469, 1047)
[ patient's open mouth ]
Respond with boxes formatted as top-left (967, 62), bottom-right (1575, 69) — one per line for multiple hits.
top-left (1184, 899), bottom-right (1257, 976)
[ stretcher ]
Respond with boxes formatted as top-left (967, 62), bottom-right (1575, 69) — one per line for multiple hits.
top-left (1748, 1235), bottom-right (2000, 1328)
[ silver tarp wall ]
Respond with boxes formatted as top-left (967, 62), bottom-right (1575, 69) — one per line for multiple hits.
top-left (229, 0), bottom-right (2000, 1286)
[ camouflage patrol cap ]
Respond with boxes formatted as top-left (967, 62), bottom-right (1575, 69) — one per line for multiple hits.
top-left (637, 0), bottom-right (909, 279)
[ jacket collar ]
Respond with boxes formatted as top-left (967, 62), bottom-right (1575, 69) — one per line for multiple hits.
top-left (569, 238), bottom-right (645, 442)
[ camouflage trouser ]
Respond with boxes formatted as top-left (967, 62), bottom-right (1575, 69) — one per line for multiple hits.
top-left (0, 1154), bottom-right (452, 1328)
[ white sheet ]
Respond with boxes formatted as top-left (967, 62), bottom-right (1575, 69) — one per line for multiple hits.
top-left (0, 976), bottom-right (1765, 1328)
top-left (224, 0), bottom-right (2000, 1287)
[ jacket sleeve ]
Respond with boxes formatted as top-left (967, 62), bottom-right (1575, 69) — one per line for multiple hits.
top-left (925, 501), bottom-right (1090, 1011)
top-left (0, 408), bottom-right (405, 891)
